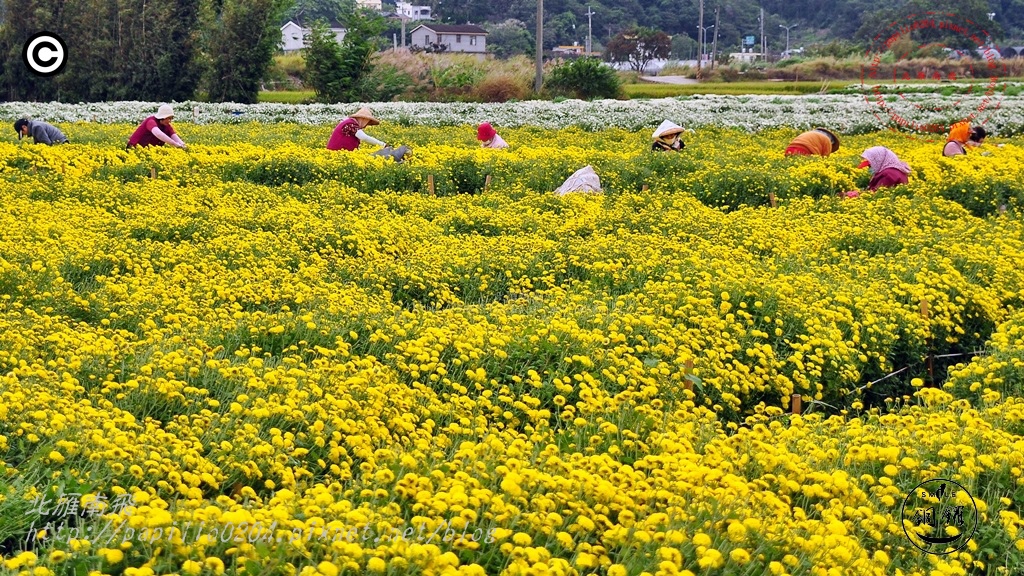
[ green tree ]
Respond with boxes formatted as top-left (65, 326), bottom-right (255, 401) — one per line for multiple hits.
top-left (303, 8), bottom-right (386, 103)
top-left (0, 0), bottom-right (60, 100)
top-left (546, 56), bottom-right (622, 99)
top-left (485, 19), bottom-right (534, 59)
top-left (284, 0), bottom-right (354, 24)
top-left (303, 20), bottom-right (348, 101)
top-left (203, 0), bottom-right (292, 103)
top-left (605, 27), bottom-right (671, 72)
top-left (670, 34), bottom-right (698, 60)
top-left (0, 0), bottom-right (201, 101)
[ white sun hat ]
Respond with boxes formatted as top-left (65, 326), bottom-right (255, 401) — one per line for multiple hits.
top-left (155, 104), bottom-right (175, 119)
top-left (652, 120), bottom-right (685, 140)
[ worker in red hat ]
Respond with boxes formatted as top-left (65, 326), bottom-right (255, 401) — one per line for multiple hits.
top-left (477, 122), bottom-right (508, 149)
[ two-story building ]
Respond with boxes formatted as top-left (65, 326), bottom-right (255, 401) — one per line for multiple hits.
top-left (280, 20), bottom-right (346, 54)
top-left (409, 24), bottom-right (487, 54)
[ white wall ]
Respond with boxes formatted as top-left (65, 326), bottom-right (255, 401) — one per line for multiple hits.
top-left (280, 22), bottom-right (305, 53)
top-left (280, 23), bottom-right (346, 53)
top-left (410, 29), bottom-right (486, 53)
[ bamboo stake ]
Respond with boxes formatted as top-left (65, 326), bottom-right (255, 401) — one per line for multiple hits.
top-left (427, 174), bottom-right (435, 195)
top-left (151, 166), bottom-right (157, 179)
top-left (921, 298), bottom-right (934, 386)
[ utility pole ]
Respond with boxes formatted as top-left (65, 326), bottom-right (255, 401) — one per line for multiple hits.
top-left (700, 25), bottom-right (714, 66)
top-left (585, 5), bottom-right (595, 54)
top-left (711, 6), bottom-right (720, 70)
top-left (535, 0), bottom-right (543, 93)
top-left (780, 23), bottom-right (797, 56)
top-left (697, 0), bottom-right (704, 75)
top-left (760, 7), bottom-right (765, 61)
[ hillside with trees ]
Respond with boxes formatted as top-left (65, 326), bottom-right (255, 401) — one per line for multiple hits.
top-left (413, 0), bottom-right (1020, 56)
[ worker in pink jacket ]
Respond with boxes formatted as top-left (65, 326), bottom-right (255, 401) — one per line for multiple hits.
top-left (126, 104), bottom-right (186, 149)
top-left (327, 107), bottom-right (387, 151)
top-left (477, 122), bottom-right (508, 149)
top-left (858, 146), bottom-right (911, 190)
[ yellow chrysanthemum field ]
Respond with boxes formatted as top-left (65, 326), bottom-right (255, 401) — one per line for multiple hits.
top-left (1, 117), bottom-right (1024, 576)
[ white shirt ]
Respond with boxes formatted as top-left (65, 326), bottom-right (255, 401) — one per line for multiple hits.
top-left (482, 134), bottom-right (508, 149)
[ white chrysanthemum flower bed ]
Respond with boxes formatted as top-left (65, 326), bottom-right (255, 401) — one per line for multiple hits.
top-left (1, 85), bottom-right (1020, 134)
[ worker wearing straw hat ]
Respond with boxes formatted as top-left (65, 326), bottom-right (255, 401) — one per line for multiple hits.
top-left (651, 120), bottom-right (685, 152)
top-left (327, 107), bottom-right (388, 151)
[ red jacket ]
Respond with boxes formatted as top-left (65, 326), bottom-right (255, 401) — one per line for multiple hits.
top-left (127, 116), bottom-right (177, 147)
top-left (867, 167), bottom-right (909, 191)
top-left (327, 118), bottom-right (360, 151)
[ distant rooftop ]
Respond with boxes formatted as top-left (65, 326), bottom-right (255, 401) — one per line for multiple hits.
top-left (411, 24), bottom-right (487, 34)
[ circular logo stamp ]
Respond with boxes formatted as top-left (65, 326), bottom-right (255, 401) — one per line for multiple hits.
top-left (22, 32), bottom-right (68, 77)
top-left (900, 478), bottom-right (978, 555)
top-left (862, 12), bottom-right (1006, 138)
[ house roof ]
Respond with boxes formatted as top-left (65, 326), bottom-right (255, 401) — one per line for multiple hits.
top-left (281, 19), bottom-right (345, 30)
top-left (410, 24), bottom-right (487, 35)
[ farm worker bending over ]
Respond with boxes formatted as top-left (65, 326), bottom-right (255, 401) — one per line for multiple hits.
top-left (943, 122), bottom-right (986, 157)
top-left (14, 118), bottom-right (68, 145)
top-left (651, 120), bottom-right (685, 152)
top-left (785, 128), bottom-right (840, 157)
top-left (477, 122), bottom-right (508, 149)
top-left (126, 104), bottom-right (186, 150)
top-left (327, 107), bottom-right (387, 151)
top-left (858, 146), bottom-right (910, 191)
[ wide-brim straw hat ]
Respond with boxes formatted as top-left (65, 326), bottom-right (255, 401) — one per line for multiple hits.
top-left (653, 120), bottom-right (685, 139)
top-left (350, 107), bottom-right (380, 126)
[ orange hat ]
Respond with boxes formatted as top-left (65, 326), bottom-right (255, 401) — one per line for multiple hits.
top-left (947, 121), bottom-right (970, 144)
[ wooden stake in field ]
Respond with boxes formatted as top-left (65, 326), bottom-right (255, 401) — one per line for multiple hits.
top-left (151, 166), bottom-right (157, 179)
top-left (642, 183), bottom-right (649, 192)
top-left (684, 358), bottom-right (694, 392)
top-left (769, 192), bottom-right (777, 208)
top-left (791, 393), bottom-right (802, 415)
top-left (484, 174), bottom-right (492, 192)
top-left (921, 298), bottom-right (934, 386)
top-left (427, 174), bottom-right (435, 196)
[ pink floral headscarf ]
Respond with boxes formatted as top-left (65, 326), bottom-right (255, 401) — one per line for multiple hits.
top-left (860, 146), bottom-right (911, 175)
